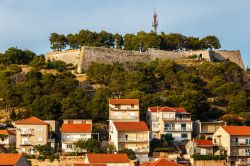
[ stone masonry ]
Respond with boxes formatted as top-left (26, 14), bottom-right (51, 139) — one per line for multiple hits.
top-left (46, 46), bottom-right (245, 73)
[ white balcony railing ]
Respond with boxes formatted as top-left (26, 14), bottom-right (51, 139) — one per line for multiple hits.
top-left (164, 127), bottom-right (191, 131)
top-left (175, 117), bottom-right (191, 120)
top-left (118, 137), bottom-right (148, 142)
top-left (19, 141), bottom-right (33, 145)
top-left (231, 142), bottom-right (250, 146)
top-left (19, 131), bottom-right (34, 135)
top-left (109, 116), bottom-right (138, 120)
top-left (231, 152), bottom-right (250, 156)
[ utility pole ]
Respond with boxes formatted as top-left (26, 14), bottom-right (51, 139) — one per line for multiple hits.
top-left (152, 9), bottom-right (158, 33)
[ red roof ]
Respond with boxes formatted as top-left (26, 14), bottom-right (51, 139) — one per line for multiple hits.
top-left (61, 124), bottom-right (92, 133)
top-left (109, 99), bottom-right (139, 105)
top-left (221, 126), bottom-right (250, 136)
top-left (86, 154), bottom-right (129, 163)
top-left (193, 140), bottom-right (215, 147)
top-left (113, 121), bottom-right (149, 131)
top-left (15, 116), bottom-right (48, 125)
top-left (74, 164), bottom-right (107, 166)
top-left (140, 159), bottom-right (183, 166)
top-left (148, 107), bottom-right (188, 113)
top-left (0, 130), bottom-right (15, 135)
top-left (0, 153), bottom-right (24, 165)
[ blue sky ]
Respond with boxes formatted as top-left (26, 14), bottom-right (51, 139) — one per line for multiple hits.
top-left (0, 0), bottom-right (249, 67)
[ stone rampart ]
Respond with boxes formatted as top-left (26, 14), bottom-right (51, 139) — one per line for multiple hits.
top-left (46, 50), bottom-right (80, 66)
top-left (213, 50), bottom-right (245, 69)
top-left (148, 49), bottom-right (211, 60)
top-left (78, 46), bottom-right (150, 73)
top-left (45, 46), bottom-right (245, 73)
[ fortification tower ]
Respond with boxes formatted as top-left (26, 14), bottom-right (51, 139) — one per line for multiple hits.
top-left (152, 9), bottom-right (158, 33)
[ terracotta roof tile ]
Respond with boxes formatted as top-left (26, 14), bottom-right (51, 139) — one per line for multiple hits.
top-left (61, 124), bottom-right (92, 133)
top-left (15, 116), bottom-right (48, 125)
top-left (86, 154), bottom-right (129, 163)
top-left (148, 107), bottom-right (188, 113)
top-left (109, 99), bottom-right (139, 105)
top-left (0, 130), bottom-right (15, 135)
top-left (140, 159), bottom-right (183, 166)
top-left (74, 164), bottom-right (107, 166)
top-left (222, 126), bottom-right (250, 136)
top-left (193, 140), bottom-right (215, 147)
top-left (0, 153), bottom-right (23, 165)
top-left (113, 121), bottom-right (149, 131)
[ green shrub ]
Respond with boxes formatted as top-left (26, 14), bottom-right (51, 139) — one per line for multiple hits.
top-left (192, 154), bottom-right (227, 160)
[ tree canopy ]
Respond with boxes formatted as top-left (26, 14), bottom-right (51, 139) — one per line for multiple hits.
top-left (48, 30), bottom-right (221, 51)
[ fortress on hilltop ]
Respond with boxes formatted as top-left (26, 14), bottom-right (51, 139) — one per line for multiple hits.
top-left (45, 46), bottom-right (245, 73)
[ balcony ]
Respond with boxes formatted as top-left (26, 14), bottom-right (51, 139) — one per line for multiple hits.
top-left (61, 137), bottom-right (89, 143)
top-left (164, 127), bottom-right (192, 132)
top-left (175, 117), bottom-right (191, 120)
top-left (47, 138), bottom-right (55, 142)
top-left (152, 127), bottom-right (160, 132)
top-left (231, 142), bottom-right (250, 146)
top-left (19, 131), bottom-right (34, 136)
top-left (19, 141), bottom-right (32, 146)
top-left (109, 107), bottom-right (138, 111)
top-left (231, 152), bottom-right (250, 156)
top-left (134, 148), bottom-right (149, 153)
top-left (109, 116), bottom-right (138, 120)
top-left (118, 137), bottom-right (149, 142)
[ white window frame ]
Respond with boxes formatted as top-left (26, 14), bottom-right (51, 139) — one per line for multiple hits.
top-left (37, 127), bottom-right (43, 131)
top-left (37, 137), bottom-right (43, 142)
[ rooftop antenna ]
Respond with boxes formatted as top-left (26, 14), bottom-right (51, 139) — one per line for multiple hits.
top-left (152, 9), bottom-right (158, 33)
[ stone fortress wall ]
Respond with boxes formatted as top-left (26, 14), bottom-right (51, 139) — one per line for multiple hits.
top-left (46, 46), bottom-right (245, 73)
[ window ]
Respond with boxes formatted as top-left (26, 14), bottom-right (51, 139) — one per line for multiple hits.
top-left (245, 148), bottom-right (250, 155)
top-left (68, 120), bottom-right (73, 124)
top-left (67, 144), bottom-right (73, 149)
top-left (131, 104), bottom-right (134, 108)
top-left (181, 134), bottom-right (188, 139)
top-left (115, 104), bottom-right (121, 109)
top-left (246, 139), bottom-right (250, 145)
top-left (114, 112), bottom-right (121, 116)
top-left (37, 127), bottom-right (43, 131)
top-left (181, 124), bottom-right (187, 130)
top-left (37, 137), bottom-right (43, 142)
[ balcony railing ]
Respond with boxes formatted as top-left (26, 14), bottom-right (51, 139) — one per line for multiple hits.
top-left (109, 107), bottom-right (138, 111)
top-left (231, 152), bottom-right (250, 156)
top-left (175, 117), bottom-right (191, 120)
top-left (61, 137), bottom-right (89, 142)
top-left (152, 127), bottom-right (160, 131)
top-left (109, 116), bottom-right (138, 120)
top-left (231, 142), bottom-right (250, 146)
top-left (134, 148), bottom-right (149, 153)
top-left (19, 131), bottom-right (34, 135)
top-left (47, 138), bottom-right (55, 142)
top-left (164, 127), bottom-right (191, 131)
top-left (19, 141), bottom-right (33, 146)
top-left (118, 137), bottom-right (149, 142)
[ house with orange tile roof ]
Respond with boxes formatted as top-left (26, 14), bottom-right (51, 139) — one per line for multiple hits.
top-left (140, 158), bottom-right (183, 166)
top-left (84, 153), bottom-right (129, 166)
top-left (185, 139), bottom-right (217, 155)
top-left (109, 99), bottom-right (140, 122)
top-left (146, 107), bottom-right (192, 141)
top-left (0, 129), bottom-right (16, 147)
top-left (0, 153), bottom-right (29, 166)
top-left (61, 122), bottom-right (92, 153)
top-left (15, 116), bottom-right (57, 154)
top-left (213, 126), bottom-right (250, 165)
top-left (109, 121), bottom-right (149, 161)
